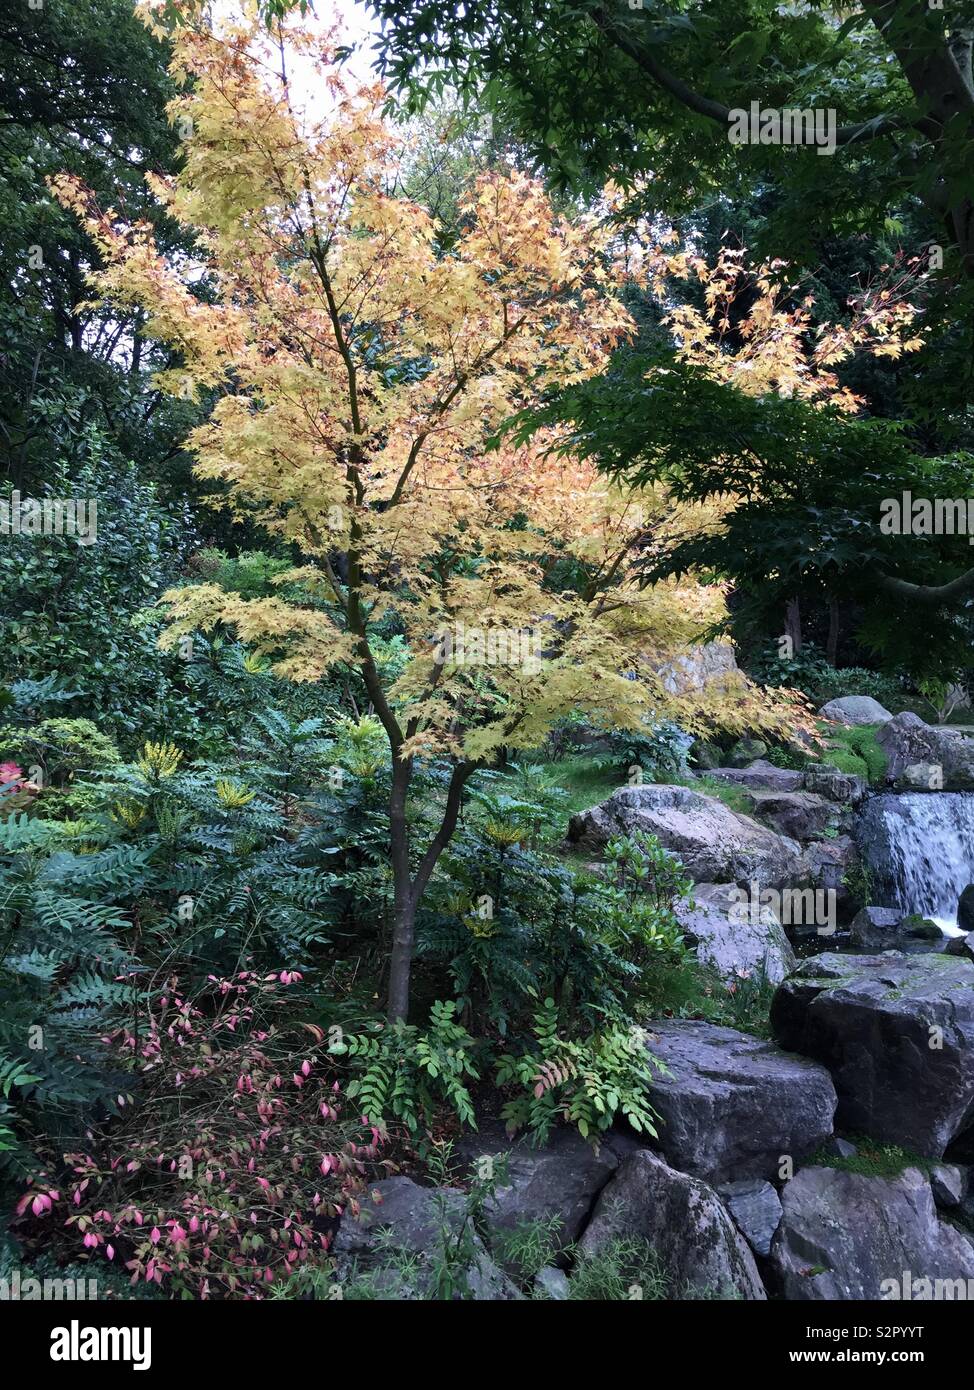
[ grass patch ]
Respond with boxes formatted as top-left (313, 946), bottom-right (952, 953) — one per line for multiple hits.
top-left (806, 1136), bottom-right (936, 1179)
top-left (538, 755), bottom-right (622, 816)
top-left (693, 774), bottom-right (754, 815)
top-left (637, 953), bottom-right (776, 1039)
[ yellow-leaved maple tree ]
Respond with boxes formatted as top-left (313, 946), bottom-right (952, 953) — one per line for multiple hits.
top-left (54, 4), bottom-right (810, 1019)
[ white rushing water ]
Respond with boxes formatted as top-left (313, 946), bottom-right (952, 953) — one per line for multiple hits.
top-left (858, 792), bottom-right (974, 934)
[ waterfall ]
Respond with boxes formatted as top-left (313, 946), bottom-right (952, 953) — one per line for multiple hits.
top-left (857, 792), bottom-right (974, 934)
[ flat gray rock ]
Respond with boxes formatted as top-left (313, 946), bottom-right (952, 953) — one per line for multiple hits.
top-left (819, 695), bottom-right (893, 726)
top-left (455, 1123), bottom-right (617, 1249)
top-left (643, 1019), bottom-right (836, 1182)
top-left (801, 765), bottom-right (869, 804)
top-left (673, 882), bottom-right (796, 986)
top-left (771, 951), bottom-right (974, 1158)
top-left (334, 1177), bottom-right (522, 1299)
top-left (566, 783), bottom-right (803, 889)
top-left (877, 711), bottom-right (974, 790)
top-left (850, 905), bottom-right (943, 953)
top-left (717, 1179), bottom-right (783, 1257)
top-left (741, 789), bottom-right (837, 843)
top-left (709, 759), bottom-right (803, 793)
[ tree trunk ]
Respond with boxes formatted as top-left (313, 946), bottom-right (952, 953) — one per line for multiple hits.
top-left (826, 595), bottom-right (840, 665)
top-left (386, 757), bottom-right (413, 1023)
top-left (385, 757), bottom-right (478, 1022)
top-left (387, 891), bottom-right (416, 1025)
top-left (784, 597), bottom-right (803, 655)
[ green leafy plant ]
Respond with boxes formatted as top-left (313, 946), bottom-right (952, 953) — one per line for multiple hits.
top-left (329, 1001), bottom-right (481, 1135)
top-left (495, 999), bottom-right (662, 1145)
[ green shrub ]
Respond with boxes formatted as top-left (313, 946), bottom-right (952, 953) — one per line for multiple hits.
top-left (328, 1001), bottom-right (481, 1135)
top-left (806, 1136), bottom-right (934, 1179)
top-left (567, 1237), bottom-right (670, 1300)
top-left (495, 999), bottom-right (662, 1145)
top-left (749, 642), bottom-right (902, 711)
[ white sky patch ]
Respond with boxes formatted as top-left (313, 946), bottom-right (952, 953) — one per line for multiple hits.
top-left (210, 0), bottom-right (384, 112)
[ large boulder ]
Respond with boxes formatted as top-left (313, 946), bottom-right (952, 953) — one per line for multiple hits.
top-left (455, 1124), bottom-right (617, 1250)
top-left (850, 905), bottom-right (943, 953)
top-left (800, 764), bottom-right (869, 806)
top-left (799, 835), bottom-right (859, 921)
top-left (577, 1149), bottom-right (766, 1300)
top-left (334, 1177), bottom-right (521, 1299)
top-left (741, 789), bottom-right (837, 843)
top-left (643, 1020), bottom-right (837, 1182)
top-left (673, 882), bottom-right (796, 986)
top-left (769, 1165), bottom-right (974, 1300)
top-left (819, 695), bottom-right (893, 726)
top-left (944, 933), bottom-right (974, 964)
top-left (727, 737), bottom-right (769, 768)
top-left (877, 711), bottom-right (974, 790)
top-left (651, 639), bottom-right (742, 696)
top-left (688, 737), bottom-right (723, 771)
top-left (566, 784), bottom-right (803, 889)
top-left (771, 951), bottom-right (974, 1157)
top-left (709, 759), bottom-right (803, 793)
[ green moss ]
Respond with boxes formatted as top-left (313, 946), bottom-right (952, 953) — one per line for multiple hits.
top-left (900, 915), bottom-right (942, 940)
top-left (818, 722), bottom-right (888, 784)
top-left (821, 748), bottom-right (869, 777)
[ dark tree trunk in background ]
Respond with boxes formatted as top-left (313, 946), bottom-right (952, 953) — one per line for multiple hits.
top-left (785, 598), bottom-right (803, 655)
top-left (826, 596), bottom-right (840, 665)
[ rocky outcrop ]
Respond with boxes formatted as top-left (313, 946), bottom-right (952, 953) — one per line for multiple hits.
top-left (741, 789), bottom-right (837, 843)
top-left (799, 835), bottom-right (858, 918)
top-left (566, 784), bottom-right (803, 889)
top-left (334, 1177), bottom-right (522, 1299)
top-left (769, 1165), bottom-right (974, 1300)
top-left (801, 764), bottom-right (869, 806)
top-left (709, 759), bottom-right (803, 792)
top-left (577, 1149), bottom-right (766, 1300)
top-left (673, 883), bottom-right (796, 985)
top-left (643, 1020), bottom-right (837, 1183)
top-left (877, 712), bottom-right (974, 790)
top-left (771, 951), bottom-right (974, 1158)
top-left (819, 695), bottom-right (893, 726)
top-left (455, 1124), bottom-right (617, 1250)
top-left (651, 639), bottom-right (741, 696)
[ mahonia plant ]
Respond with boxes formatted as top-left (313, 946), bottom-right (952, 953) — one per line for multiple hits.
top-left (496, 999), bottom-right (663, 1147)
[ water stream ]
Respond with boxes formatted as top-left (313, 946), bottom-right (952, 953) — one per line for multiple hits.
top-left (856, 791), bottom-right (974, 935)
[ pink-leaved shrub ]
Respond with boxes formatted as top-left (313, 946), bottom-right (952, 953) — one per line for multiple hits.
top-left (14, 969), bottom-right (390, 1298)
